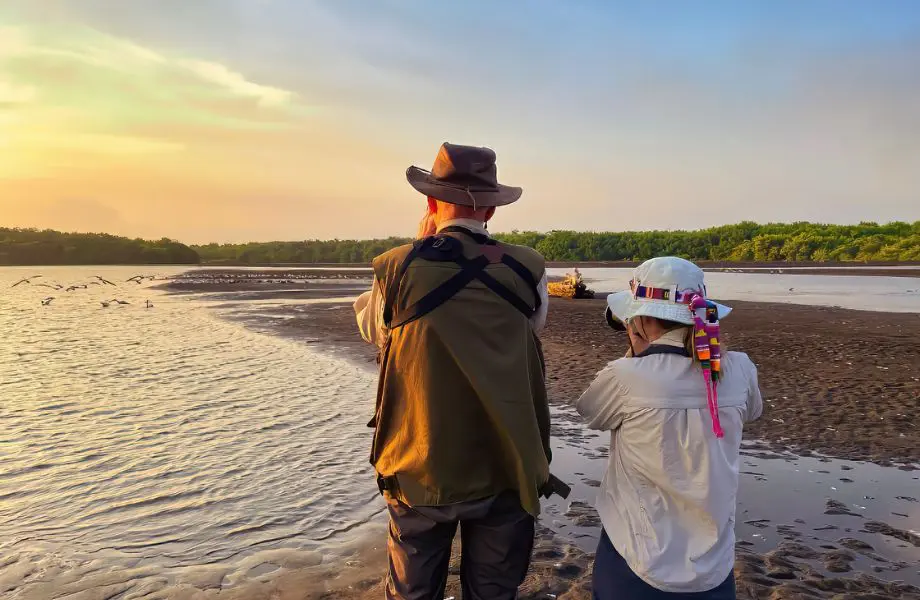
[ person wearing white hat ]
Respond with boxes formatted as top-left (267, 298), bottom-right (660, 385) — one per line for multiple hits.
top-left (576, 257), bottom-right (763, 599)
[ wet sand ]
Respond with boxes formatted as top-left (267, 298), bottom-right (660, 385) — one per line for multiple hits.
top-left (263, 294), bottom-right (919, 466)
top-left (543, 298), bottom-right (919, 466)
top-left (233, 291), bottom-right (920, 599)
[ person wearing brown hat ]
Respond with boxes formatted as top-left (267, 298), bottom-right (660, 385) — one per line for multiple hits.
top-left (354, 143), bottom-right (565, 599)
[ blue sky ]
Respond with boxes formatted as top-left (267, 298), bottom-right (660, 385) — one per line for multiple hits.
top-left (2, 1), bottom-right (919, 242)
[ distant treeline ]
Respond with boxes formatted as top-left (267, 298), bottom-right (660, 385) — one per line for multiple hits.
top-left (2, 222), bottom-right (917, 265)
top-left (0, 228), bottom-right (200, 265)
top-left (195, 221), bottom-right (920, 264)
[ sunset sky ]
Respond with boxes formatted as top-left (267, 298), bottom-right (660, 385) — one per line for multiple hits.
top-left (2, 1), bottom-right (919, 243)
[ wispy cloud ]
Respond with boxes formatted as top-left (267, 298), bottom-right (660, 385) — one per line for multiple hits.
top-left (2, 1), bottom-right (919, 241)
top-left (178, 59), bottom-right (293, 107)
top-left (0, 22), bottom-right (307, 179)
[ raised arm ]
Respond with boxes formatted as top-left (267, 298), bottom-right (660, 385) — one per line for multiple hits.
top-left (354, 279), bottom-right (387, 348)
top-left (575, 362), bottom-right (627, 431)
top-left (530, 272), bottom-right (549, 333)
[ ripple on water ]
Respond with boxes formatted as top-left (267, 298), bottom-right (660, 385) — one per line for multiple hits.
top-left (0, 267), bottom-right (386, 597)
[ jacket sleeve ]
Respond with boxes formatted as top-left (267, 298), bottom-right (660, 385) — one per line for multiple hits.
top-left (744, 357), bottom-right (764, 423)
top-left (353, 279), bottom-right (386, 348)
top-left (530, 272), bottom-right (549, 333)
top-left (576, 362), bottom-right (627, 431)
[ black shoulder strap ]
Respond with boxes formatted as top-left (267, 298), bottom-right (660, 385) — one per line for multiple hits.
top-left (382, 242), bottom-right (422, 327)
top-left (500, 254), bottom-right (542, 312)
top-left (476, 270), bottom-right (537, 317)
top-left (389, 255), bottom-right (489, 329)
top-left (441, 226), bottom-right (542, 312)
top-left (382, 229), bottom-right (542, 329)
top-left (636, 345), bottom-right (691, 358)
top-left (439, 225), bottom-right (495, 245)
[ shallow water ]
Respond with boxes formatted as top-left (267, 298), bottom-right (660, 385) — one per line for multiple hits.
top-left (549, 267), bottom-right (920, 313)
top-left (0, 267), bottom-right (385, 598)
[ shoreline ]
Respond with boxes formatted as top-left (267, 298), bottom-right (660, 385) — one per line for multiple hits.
top-left (186, 262), bottom-right (920, 278)
top-left (199, 287), bottom-right (920, 599)
top-left (250, 293), bottom-right (919, 467)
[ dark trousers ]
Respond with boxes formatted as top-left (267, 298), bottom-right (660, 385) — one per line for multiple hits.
top-left (385, 491), bottom-right (535, 600)
top-left (593, 529), bottom-right (736, 600)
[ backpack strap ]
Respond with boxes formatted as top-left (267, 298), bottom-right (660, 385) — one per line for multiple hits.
top-left (382, 229), bottom-right (542, 329)
top-left (382, 242), bottom-right (421, 327)
top-left (441, 226), bottom-right (541, 312)
top-left (389, 254), bottom-right (490, 329)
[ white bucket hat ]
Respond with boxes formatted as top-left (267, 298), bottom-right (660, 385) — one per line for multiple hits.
top-left (606, 257), bottom-right (731, 327)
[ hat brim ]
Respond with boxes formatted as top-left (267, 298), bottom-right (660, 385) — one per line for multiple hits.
top-left (406, 166), bottom-right (522, 207)
top-left (606, 290), bottom-right (732, 326)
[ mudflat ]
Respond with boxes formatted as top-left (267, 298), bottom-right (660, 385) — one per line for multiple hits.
top-left (257, 294), bottom-right (918, 599)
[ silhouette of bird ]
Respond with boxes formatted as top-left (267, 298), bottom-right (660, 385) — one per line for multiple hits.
top-left (145, 299), bottom-right (153, 309)
top-left (93, 276), bottom-right (116, 286)
top-left (41, 297), bottom-right (54, 306)
top-left (100, 300), bottom-right (111, 308)
top-left (126, 275), bottom-right (152, 284)
top-left (12, 275), bottom-right (42, 287)
top-left (112, 299), bottom-right (130, 305)
top-left (36, 283), bottom-right (64, 290)
top-left (65, 284), bottom-right (88, 292)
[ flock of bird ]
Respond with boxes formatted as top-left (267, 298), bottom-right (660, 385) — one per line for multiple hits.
top-left (11, 274), bottom-right (157, 309)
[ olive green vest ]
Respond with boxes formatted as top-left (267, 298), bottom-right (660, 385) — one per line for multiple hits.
top-left (370, 230), bottom-right (551, 515)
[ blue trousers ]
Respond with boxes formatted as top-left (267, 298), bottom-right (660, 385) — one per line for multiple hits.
top-left (592, 530), bottom-right (736, 600)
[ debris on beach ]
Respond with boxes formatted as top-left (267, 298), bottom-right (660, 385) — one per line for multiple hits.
top-left (548, 269), bottom-right (595, 299)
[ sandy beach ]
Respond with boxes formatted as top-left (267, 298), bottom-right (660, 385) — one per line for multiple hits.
top-left (182, 268), bottom-right (920, 600)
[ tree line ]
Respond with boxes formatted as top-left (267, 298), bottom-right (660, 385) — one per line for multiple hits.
top-left (1, 222), bottom-right (917, 265)
top-left (0, 228), bottom-right (199, 265)
top-left (196, 221), bottom-right (920, 264)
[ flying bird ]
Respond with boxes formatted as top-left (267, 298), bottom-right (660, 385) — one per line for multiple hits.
top-left (41, 297), bottom-right (54, 306)
top-left (126, 275), bottom-right (151, 284)
top-left (36, 283), bottom-right (64, 290)
top-left (65, 284), bottom-right (88, 292)
top-left (12, 275), bottom-right (42, 287)
top-left (112, 299), bottom-right (130, 305)
top-left (93, 276), bottom-right (116, 286)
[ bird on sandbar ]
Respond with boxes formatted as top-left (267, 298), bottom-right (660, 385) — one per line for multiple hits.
top-left (41, 297), bottom-right (54, 306)
top-left (145, 299), bottom-right (153, 309)
top-left (100, 300), bottom-right (111, 308)
top-left (112, 299), bottom-right (130, 305)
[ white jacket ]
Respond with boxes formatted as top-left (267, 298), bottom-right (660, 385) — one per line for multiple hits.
top-left (576, 331), bottom-right (763, 593)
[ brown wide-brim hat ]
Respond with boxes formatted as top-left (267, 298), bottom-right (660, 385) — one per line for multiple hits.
top-left (406, 142), bottom-right (522, 207)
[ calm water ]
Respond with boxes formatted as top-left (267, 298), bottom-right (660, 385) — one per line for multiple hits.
top-left (0, 267), bottom-right (384, 598)
top-left (549, 268), bottom-right (920, 313)
top-left (1, 266), bottom-right (917, 597)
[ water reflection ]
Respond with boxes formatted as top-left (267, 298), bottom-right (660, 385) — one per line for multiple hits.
top-left (0, 267), bottom-right (384, 598)
top-left (543, 406), bottom-right (920, 585)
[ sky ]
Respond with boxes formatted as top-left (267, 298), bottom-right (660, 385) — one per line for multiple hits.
top-left (2, 1), bottom-right (919, 243)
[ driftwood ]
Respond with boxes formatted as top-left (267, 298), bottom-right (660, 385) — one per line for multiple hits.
top-left (548, 270), bottom-right (595, 299)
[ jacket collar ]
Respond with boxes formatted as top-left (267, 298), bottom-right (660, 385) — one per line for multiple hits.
top-left (437, 218), bottom-right (489, 237)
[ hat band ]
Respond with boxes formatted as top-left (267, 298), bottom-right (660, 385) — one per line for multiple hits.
top-left (630, 281), bottom-right (703, 305)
